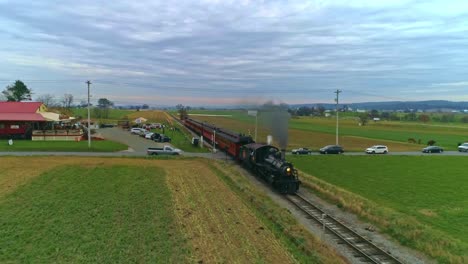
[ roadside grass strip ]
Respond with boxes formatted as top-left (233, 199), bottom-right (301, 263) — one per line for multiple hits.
top-left (0, 164), bottom-right (188, 263)
top-left (209, 160), bottom-right (348, 264)
top-left (0, 140), bottom-right (128, 152)
top-left (290, 155), bottom-right (468, 263)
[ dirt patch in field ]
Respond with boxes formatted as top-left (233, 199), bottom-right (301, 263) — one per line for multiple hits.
top-left (126, 110), bottom-right (171, 124)
top-left (419, 209), bottom-right (438, 217)
top-left (163, 160), bottom-right (297, 263)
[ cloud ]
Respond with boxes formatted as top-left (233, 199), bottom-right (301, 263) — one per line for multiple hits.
top-left (0, 0), bottom-right (467, 105)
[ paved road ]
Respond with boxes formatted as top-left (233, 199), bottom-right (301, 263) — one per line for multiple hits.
top-left (1, 127), bottom-right (466, 158)
top-left (289, 151), bottom-right (467, 156)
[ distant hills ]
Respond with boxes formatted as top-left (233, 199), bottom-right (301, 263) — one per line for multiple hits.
top-left (290, 100), bottom-right (468, 111)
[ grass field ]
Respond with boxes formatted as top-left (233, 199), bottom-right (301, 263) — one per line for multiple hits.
top-left (0, 157), bottom-right (344, 263)
top-left (0, 140), bottom-right (128, 152)
top-left (180, 110), bottom-right (468, 151)
top-left (71, 108), bottom-right (133, 120)
top-left (290, 155), bottom-right (468, 263)
top-left (0, 164), bottom-right (188, 263)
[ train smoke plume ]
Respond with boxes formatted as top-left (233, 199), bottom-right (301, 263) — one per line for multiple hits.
top-left (259, 101), bottom-right (290, 149)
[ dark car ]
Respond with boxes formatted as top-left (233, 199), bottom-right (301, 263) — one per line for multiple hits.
top-left (151, 133), bottom-right (161, 141)
top-left (319, 145), bottom-right (344, 154)
top-left (157, 134), bottom-right (171, 143)
top-left (292, 147), bottom-right (312, 155)
top-left (422, 146), bottom-right (443, 153)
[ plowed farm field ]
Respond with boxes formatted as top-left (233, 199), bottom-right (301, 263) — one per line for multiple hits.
top-left (0, 157), bottom-right (343, 263)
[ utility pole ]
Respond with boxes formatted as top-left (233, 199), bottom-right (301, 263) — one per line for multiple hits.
top-left (86, 80), bottom-right (92, 149)
top-left (334, 89), bottom-right (342, 145)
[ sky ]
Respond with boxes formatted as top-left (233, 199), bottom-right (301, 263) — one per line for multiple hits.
top-left (1, 0), bottom-right (468, 106)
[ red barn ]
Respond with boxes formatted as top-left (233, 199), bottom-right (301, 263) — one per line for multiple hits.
top-left (0, 102), bottom-right (47, 139)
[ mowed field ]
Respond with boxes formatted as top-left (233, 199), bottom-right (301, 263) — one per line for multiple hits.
top-left (186, 110), bottom-right (468, 151)
top-left (290, 155), bottom-right (468, 263)
top-left (0, 157), bottom-right (343, 263)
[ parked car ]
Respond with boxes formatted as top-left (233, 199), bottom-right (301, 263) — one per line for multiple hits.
top-left (139, 130), bottom-right (151, 137)
top-left (151, 133), bottom-right (161, 141)
top-left (158, 135), bottom-right (171, 143)
top-left (130, 128), bottom-right (145, 134)
top-left (365, 145), bottom-right (388, 154)
top-left (422, 146), bottom-right (444, 153)
top-left (319, 145), bottom-right (344, 154)
top-left (458, 143), bottom-right (468, 152)
top-left (149, 123), bottom-right (162, 129)
top-left (292, 147), bottom-right (311, 155)
top-left (145, 132), bottom-right (154, 139)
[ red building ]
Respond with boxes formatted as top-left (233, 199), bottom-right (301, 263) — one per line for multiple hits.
top-left (0, 102), bottom-right (48, 138)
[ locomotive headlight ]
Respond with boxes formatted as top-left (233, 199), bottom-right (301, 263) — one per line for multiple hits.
top-left (286, 167), bottom-right (291, 174)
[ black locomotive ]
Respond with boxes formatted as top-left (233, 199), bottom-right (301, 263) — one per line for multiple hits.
top-left (239, 143), bottom-right (300, 194)
top-left (183, 117), bottom-right (300, 194)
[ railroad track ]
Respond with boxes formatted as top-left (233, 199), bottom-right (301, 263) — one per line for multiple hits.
top-left (285, 193), bottom-right (404, 264)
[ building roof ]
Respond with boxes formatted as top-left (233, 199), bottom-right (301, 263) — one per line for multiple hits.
top-left (0, 102), bottom-right (47, 121)
top-left (0, 102), bottom-right (44, 113)
top-left (0, 113), bottom-right (45, 121)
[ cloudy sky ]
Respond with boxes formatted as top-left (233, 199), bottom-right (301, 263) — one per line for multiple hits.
top-left (1, 0), bottom-right (467, 106)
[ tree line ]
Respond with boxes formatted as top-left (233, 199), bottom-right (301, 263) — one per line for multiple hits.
top-left (1, 80), bottom-right (115, 119)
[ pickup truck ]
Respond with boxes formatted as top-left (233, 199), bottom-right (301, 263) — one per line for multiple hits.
top-left (147, 145), bottom-right (182, 155)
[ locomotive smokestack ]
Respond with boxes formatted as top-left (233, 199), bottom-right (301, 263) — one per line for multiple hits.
top-left (281, 149), bottom-right (286, 161)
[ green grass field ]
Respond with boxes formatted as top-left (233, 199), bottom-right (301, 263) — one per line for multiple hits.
top-left (290, 117), bottom-right (468, 150)
top-left (71, 108), bottom-right (134, 120)
top-left (0, 165), bottom-right (188, 263)
top-left (290, 155), bottom-right (468, 262)
top-left (181, 110), bottom-right (468, 150)
top-left (0, 140), bottom-right (128, 152)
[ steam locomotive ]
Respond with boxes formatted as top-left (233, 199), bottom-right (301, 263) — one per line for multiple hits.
top-left (183, 117), bottom-right (300, 194)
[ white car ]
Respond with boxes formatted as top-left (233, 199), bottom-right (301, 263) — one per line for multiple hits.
top-left (145, 132), bottom-right (154, 139)
top-left (365, 145), bottom-right (388, 154)
top-left (130, 128), bottom-right (145, 134)
top-left (458, 143), bottom-right (468, 152)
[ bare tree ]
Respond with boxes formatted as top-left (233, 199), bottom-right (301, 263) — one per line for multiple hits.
top-left (62, 94), bottom-right (74, 108)
top-left (36, 94), bottom-right (55, 107)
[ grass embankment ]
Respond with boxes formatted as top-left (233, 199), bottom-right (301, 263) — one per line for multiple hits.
top-left (0, 140), bottom-right (128, 152)
top-left (209, 160), bottom-right (347, 264)
top-left (290, 155), bottom-right (468, 263)
top-left (0, 164), bottom-right (188, 263)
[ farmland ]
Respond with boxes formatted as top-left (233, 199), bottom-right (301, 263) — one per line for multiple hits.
top-left (0, 157), bottom-right (343, 263)
top-left (185, 109), bottom-right (468, 151)
top-left (290, 155), bottom-right (468, 263)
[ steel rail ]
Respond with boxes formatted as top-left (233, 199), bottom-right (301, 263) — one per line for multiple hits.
top-left (286, 193), bottom-right (404, 264)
